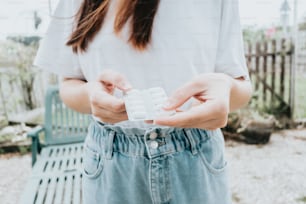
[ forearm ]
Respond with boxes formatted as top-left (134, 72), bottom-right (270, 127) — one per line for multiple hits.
top-left (229, 77), bottom-right (253, 112)
top-left (59, 78), bottom-right (92, 114)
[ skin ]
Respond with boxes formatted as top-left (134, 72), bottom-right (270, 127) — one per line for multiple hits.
top-left (60, 70), bottom-right (252, 130)
top-left (60, 70), bottom-right (132, 124)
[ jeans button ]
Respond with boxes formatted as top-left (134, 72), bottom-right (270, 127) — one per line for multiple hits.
top-left (149, 141), bottom-right (159, 149)
top-left (149, 132), bottom-right (158, 140)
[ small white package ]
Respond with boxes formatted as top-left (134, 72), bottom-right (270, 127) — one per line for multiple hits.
top-left (124, 87), bottom-right (175, 121)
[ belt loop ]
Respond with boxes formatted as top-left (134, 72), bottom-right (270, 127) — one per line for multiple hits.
top-left (183, 129), bottom-right (198, 155)
top-left (105, 130), bottom-right (115, 160)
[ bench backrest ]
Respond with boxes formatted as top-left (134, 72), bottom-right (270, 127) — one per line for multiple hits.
top-left (44, 86), bottom-right (91, 145)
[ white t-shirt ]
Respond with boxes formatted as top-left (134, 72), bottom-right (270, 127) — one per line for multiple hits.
top-left (34, 0), bottom-right (249, 128)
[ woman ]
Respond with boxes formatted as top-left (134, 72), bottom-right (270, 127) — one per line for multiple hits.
top-left (34, 0), bottom-right (252, 203)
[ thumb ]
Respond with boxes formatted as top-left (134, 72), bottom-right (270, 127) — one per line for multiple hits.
top-left (98, 69), bottom-right (133, 91)
top-left (164, 80), bottom-right (204, 110)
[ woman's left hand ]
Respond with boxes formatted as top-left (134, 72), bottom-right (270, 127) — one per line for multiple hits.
top-left (154, 73), bottom-right (234, 130)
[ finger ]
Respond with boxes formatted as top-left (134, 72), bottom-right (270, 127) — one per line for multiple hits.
top-left (191, 98), bottom-right (203, 107)
top-left (98, 69), bottom-right (133, 91)
top-left (97, 116), bottom-right (128, 124)
top-left (174, 118), bottom-right (227, 130)
top-left (201, 119), bottom-right (228, 130)
top-left (101, 113), bottom-right (129, 123)
top-left (145, 109), bottom-right (181, 124)
top-left (92, 108), bottom-right (129, 121)
top-left (99, 108), bottom-right (128, 120)
top-left (96, 116), bottom-right (127, 124)
top-left (164, 78), bottom-right (205, 110)
top-left (104, 83), bottom-right (115, 93)
top-left (91, 91), bottom-right (126, 113)
top-left (154, 113), bottom-right (223, 129)
top-left (155, 102), bottom-right (220, 128)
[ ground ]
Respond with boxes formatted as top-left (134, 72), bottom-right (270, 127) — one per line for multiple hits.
top-left (0, 153), bottom-right (31, 204)
top-left (0, 129), bottom-right (305, 204)
top-left (227, 129), bottom-right (306, 204)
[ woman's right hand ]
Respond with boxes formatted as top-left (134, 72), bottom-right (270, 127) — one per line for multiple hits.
top-left (86, 69), bottom-right (132, 124)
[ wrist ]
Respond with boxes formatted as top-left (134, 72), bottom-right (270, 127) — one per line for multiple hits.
top-left (59, 79), bottom-right (92, 114)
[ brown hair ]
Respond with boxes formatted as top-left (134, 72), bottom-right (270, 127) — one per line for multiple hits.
top-left (66, 0), bottom-right (160, 53)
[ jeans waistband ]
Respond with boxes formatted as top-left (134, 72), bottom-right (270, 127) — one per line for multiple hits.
top-left (87, 120), bottom-right (215, 159)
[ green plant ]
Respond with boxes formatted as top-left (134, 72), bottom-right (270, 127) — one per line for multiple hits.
top-left (18, 146), bottom-right (30, 155)
top-left (296, 196), bottom-right (306, 203)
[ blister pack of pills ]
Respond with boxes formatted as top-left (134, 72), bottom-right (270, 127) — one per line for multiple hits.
top-left (124, 87), bottom-right (175, 121)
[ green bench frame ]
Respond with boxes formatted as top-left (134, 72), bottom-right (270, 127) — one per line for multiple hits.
top-left (20, 86), bottom-right (91, 204)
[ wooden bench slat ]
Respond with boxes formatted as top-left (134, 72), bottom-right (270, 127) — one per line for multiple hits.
top-left (73, 174), bottom-right (82, 204)
top-left (32, 158), bottom-right (50, 175)
top-left (53, 176), bottom-right (65, 204)
top-left (19, 178), bottom-right (41, 204)
top-left (63, 174), bottom-right (73, 204)
top-left (35, 178), bottom-right (49, 204)
top-left (38, 158), bottom-right (82, 175)
top-left (45, 160), bottom-right (54, 173)
top-left (44, 178), bottom-right (57, 204)
top-left (41, 144), bottom-right (84, 159)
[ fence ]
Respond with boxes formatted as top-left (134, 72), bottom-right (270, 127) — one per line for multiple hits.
top-left (245, 38), bottom-right (294, 117)
top-left (297, 22), bottom-right (306, 72)
top-left (297, 52), bottom-right (306, 72)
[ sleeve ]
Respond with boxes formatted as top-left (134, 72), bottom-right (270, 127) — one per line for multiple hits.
top-left (214, 0), bottom-right (250, 80)
top-left (33, 0), bottom-right (85, 79)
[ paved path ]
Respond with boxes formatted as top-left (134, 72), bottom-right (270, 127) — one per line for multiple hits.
top-left (0, 129), bottom-right (306, 204)
top-left (0, 153), bottom-right (31, 204)
top-left (227, 129), bottom-right (306, 204)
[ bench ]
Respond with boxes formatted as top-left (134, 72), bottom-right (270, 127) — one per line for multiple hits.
top-left (20, 86), bottom-right (91, 204)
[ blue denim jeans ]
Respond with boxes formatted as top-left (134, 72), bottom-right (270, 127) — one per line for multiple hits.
top-left (82, 120), bottom-right (231, 204)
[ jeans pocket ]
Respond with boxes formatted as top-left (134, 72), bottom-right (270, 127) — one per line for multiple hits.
top-left (83, 143), bottom-right (104, 179)
top-left (197, 129), bottom-right (227, 175)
